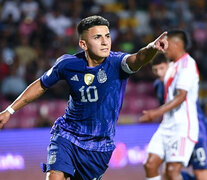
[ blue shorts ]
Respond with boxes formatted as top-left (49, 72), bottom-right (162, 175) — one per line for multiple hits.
top-left (41, 135), bottom-right (113, 180)
top-left (189, 136), bottom-right (207, 169)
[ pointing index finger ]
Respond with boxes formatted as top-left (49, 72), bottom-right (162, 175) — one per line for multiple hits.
top-left (156, 31), bottom-right (168, 40)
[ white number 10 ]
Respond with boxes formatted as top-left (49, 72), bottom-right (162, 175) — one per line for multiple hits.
top-left (79, 86), bottom-right (98, 102)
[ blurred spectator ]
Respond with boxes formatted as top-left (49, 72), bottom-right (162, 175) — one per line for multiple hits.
top-left (117, 28), bottom-right (142, 53)
top-left (15, 36), bottom-right (38, 66)
top-left (192, 22), bottom-right (207, 48)
top-left (20, 0), bottom-right (39, 19)
top-left (1, 39), bottom-right (15, 65)
top-left (1, 65), bottom-right (27, 101)
top-left (30, 12), bottom-right (55, 50)
top-left (0, 52), bottom-right (10, 82)
top-left (18, 16), bottom-right (37, 37)
top-left (1, 0), bottom-right (21, 22)
top-left (1, 13), bottom-right (19, 48)
top-left (45, 7), bottom-right (72, 37)
top-left (25, 59), bottom-right (38, 84)
top-left (40, 0), bottom-right (55, 10)
top-left (148, 3), bottom-right (176, 35)
top-left (35, 104), bottom-right (52, 127)
top-left (169, 0), bottom-right (193, 23)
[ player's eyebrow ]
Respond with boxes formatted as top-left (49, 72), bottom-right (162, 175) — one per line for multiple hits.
top-left (93, 34), bottom-right (102, 38)
top-left (93, 33), bottom-right (110, 38)
top-left (105, 33), bottom-right (110, 36)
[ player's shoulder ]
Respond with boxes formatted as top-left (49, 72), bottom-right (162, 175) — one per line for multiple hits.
top-left (178, 53), bottom-right (197, 69)
top-left (186, 53), bottom-right (196, 63)
top-left (186, 54), bottom-right (198, 71)
top-left (55, 51), bottom-right (85, 66)
top-left (107, 51), bottom-right (129, 67)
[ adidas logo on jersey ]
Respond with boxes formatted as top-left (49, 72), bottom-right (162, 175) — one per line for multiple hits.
top-left (71, 74), bottom-right (79, 81)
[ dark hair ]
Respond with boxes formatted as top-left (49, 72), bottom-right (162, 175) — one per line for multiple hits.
top-left (167, 29), bottom-right (190, 50)
top-left (152, 53), bottom-right (169, 66)
top-left (77, 15), bottom-right (110, 35)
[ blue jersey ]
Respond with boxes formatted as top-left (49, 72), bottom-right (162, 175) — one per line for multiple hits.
top-left (153, 79), bottom-right (164, 105)
top-left (197, 101), bottom-right (207, 139)
top-left (40, 51), bottom-right (130, 152)
top-left (189, 102), bottom-right (207, 169)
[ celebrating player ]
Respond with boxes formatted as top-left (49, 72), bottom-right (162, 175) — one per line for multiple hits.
top-left (0, 15), bottom-right (168, 180)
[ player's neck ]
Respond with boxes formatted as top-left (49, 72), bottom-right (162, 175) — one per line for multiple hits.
top-left (173, 51), bottom-right (186, 62)
top-left (85, 52), bottom-right (105, 67)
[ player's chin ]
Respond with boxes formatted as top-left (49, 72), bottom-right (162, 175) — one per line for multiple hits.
top-left (99, 51), bottom-right (110, 57)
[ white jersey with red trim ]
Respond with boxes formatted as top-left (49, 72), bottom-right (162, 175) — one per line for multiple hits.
top-left (160, 53), bottom-right (199, 142)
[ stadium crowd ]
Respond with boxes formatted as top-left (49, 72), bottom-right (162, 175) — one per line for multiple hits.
top-left (0, 0), bottom-right (207, 127)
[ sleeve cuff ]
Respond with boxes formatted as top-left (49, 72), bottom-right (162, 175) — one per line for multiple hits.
top-left (121, 54), bottom-right (136, 74)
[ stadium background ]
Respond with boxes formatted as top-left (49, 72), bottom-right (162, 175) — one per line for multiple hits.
top-left (0, 0), bottom-right (206, 179)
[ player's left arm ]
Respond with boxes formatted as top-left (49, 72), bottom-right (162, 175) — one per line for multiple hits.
top-left (126, 32), bottom-right (168, 71)
top-left (139, 89), bottom-right (187, 122)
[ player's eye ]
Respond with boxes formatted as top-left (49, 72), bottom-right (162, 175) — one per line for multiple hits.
top-left (106, 34), bottom-right (110, 38)
top-left (94, 35), bottom-right (101, 39)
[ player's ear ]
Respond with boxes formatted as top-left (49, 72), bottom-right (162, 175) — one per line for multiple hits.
top-left (79, 40), bottom-right (87, 51)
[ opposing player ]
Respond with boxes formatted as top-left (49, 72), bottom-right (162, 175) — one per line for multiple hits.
top-left (151, 53), bottom-right (170, 106)
top-left (0, 15), bottom-right (168, 180)
top-left (139, 30), bottom-right (199, 180)
top-left (152, 54), bottom-right (207, 180)
top-left (190, 102), bottom-right (207, 180)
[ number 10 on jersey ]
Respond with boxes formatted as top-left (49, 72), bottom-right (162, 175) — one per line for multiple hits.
top-left (79, 86), bottom-right (98, 102)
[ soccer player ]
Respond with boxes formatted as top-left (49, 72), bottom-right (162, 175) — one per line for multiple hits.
top-left (139, 30), bottom-right (199, 180)
top-left (151, 53), bottom-right (170, 106)
top-left (0, 15), bottom-right (168, 180)
top-left (152, 54), bottom-right (207, 180)
top-left (190, 102), bottom-right (207, 180)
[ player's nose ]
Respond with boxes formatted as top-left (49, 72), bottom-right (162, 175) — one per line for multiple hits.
top-left (101, 37), bottom-right (108, 45)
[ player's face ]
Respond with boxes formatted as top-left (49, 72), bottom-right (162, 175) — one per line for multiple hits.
top-left (152, 62), bottom-right (169, 82)
top-left (165, 38), bottom-right (175, 60)
top-left (79, 25), bottom-right (111, 61)
top-left (165, 37), bottom-right (181, 61)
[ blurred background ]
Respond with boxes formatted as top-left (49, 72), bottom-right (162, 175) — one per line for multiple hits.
top-left (0, 0), bottom-right (207, 179)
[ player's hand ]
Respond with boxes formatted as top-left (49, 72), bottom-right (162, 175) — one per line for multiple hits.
top-left (139, 109), bottom-right (160, 123)
top-left (0, 110), bottom-right (11, 129)
top-left (147, 32), bottom-right (168, 53)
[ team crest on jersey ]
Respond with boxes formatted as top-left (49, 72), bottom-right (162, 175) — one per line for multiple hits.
top-left (48, 152), bottom-right (57, 164)
top-left (84, 73), bottom-right (95, 85)
top-left (97, 69), bottom-right (107, 83)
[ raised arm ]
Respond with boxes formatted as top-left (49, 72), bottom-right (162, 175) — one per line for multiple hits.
top-left (0, 79), bottom-right (47, 129)
top-left (127, 32), bottom-right (168, 71)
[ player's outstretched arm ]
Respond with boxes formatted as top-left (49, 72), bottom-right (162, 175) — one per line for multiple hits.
top-left (126, 32), bottom-right (168, 71)
top-left (139, 89), bottom-right (187, 123)
top-left (0, 79), bottom-right (47, 129)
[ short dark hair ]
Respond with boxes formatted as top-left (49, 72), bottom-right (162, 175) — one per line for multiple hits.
top-left (167, 29), bottom-right (190, 50)
top-left (152, 53), bottom-right (169, 66)
top-left (77, 15), bottom-right (110, 35)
